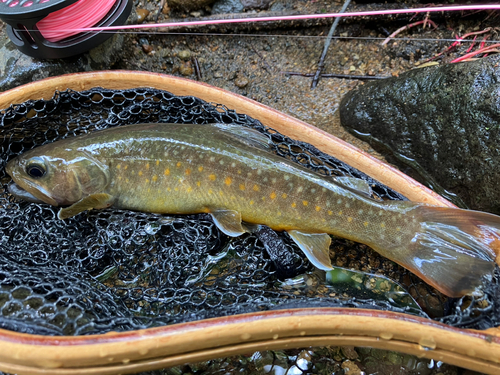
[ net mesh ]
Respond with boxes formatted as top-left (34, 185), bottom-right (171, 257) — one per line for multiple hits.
top-left (0, 87), bottom-right (498, 337)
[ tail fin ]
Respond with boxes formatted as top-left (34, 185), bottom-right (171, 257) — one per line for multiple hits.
top-left (385, 206), bottom-right (499, 298)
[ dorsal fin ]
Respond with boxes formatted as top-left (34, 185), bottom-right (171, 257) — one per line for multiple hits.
top-left (210, 123), bottom-right (272, 151)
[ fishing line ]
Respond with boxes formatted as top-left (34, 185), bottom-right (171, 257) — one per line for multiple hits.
top-left (67, 4), bottom-right (500, 33)
top-left (78, 30), bottom-right (500, 46)
top-left (37, 0), bottom-right (117, 42)
top-left (0, 0), bottom-right (132, 59)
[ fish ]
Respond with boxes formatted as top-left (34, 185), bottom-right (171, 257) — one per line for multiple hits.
top-left (5, 123), bottom-right (500, 297)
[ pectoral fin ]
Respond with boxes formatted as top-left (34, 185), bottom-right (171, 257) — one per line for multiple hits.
top-left (210, 210), bottom-right (248, 237)
top-left (287, 230), bottom-right (333, 270)
top-left (58, 193), bottom-right (115, 220)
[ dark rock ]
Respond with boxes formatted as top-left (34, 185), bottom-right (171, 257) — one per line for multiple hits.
top-left (339, 55), bottom-right (500, 214)
top-left (0, 31), bottom-right (125, 92)
top-left (212, 0), bottom-right (244, 14)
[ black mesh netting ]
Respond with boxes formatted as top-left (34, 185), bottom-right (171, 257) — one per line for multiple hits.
top-left (0, 87), bottom-right (499, 337)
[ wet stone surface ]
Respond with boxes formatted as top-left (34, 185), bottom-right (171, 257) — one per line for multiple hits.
top-left (340, 54), bottom-right (500, 214)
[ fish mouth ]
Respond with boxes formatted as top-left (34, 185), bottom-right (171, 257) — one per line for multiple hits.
top-left (8, 182), bottom-right (45, 204)
top-left (7, 181), bottom-right (58, 206)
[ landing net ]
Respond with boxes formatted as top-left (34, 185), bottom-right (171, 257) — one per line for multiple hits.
top-left (0, 87), bottom-right (498, 336)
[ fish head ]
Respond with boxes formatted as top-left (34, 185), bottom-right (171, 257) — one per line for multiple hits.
top-left (6, 144), bottom-right (109, 207)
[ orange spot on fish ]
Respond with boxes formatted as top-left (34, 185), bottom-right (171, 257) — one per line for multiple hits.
top-left (198, 166), bottom-right (204, 172)
top-left (177, 162), bottom-right (182, 167)
top-left (328, 210), bottom-right (333, 215)
top-left (125, 178), bottom-right (129, 183)
top-left (315, 206), bottom-right (321, 212)
top-left (185, 169), bottom-right (191, 175)
top-left (209, 174), bottom-right (216, 181)
top-left (302, 200), bottom-right (308, 206)
top-left (219, 190), bottom-right (224, 196)
top-left (124, 165), bottom-right (128, 170)
top-left (145, 179), bottom-right (150, 183)
top-left (146, 163), bottom-right (150, 170)
top-left (282, 193), bottom-right (287, 199)
top-left (187, 187), bottom-right (193, 193)
top-left (338, 211), bottom-right (343, 216)
top-left (347, 217), bottom-right (353, 223)
top-left (117, 176), bottom-right (122, 180)
top-left (196, 181), bottom-right (201, 187)
top-left (381, 223), bottom-right (386, 228)
top-left (116, 164), bottom-right (121, 169)
top-left (156, 160), bottom-right (160, 166)
top-left (138, 171), bottom-right (143, 176)
top-left (291, 202), bottom-right (297, 208)
top-left (208, 189), bottom-right (213, 194)
top-left (239, 184), bottom-right (246, 191)
top-left (270, 191), bottom-right (277, 199)
top-left (250, 200), bottom-right (255, 205)
top-left (164, 168), bottom-right (170, 176)
top-left (364, 221), bottom-right (369, 227)
top-left (225, 177), bottom-right (232, 186)
top-left (152, 175), bottom-right (158, 182)
top-left (253, 185), bottom-right (260, 192)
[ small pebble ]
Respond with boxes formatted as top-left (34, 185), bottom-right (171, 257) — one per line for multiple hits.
top-left (235, 76), bottom-right (250, 88)
top-left (179, 61), bottom-right (193, 76)
top-left (178, 50), bottom-right (192, 61)
top-left (142, 44), bottom-right (153, 54)
top-left (213, 72), bottom-right (223, 78)
top-left (136, 8), bottom-right (150, 23)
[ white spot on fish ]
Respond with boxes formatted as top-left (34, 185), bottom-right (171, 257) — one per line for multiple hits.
top-left (257, 169), bottom-right (262, 175)
top-left (322, 188), bottom-right (327, 193)
top-left (345, 202), bottom-right (350, 208)
top-left (358, 209), bottom-right (363, 215)
top-left (219, 160), bottom-right (224, 165)
top-left (311, 188), bottom-right (316, 193)
top-left (284, 175), bottom-right (290, 181)
top-left (337, 199), bottom-right (342, 204)
top-left (210, 157), bottom-right (215, 162)
top-left (231, 162), bottom-right (236, 168)
top-left (271, 178), bottom-right (276, 184)
top-left (297, 186), bottom-right (303, 193)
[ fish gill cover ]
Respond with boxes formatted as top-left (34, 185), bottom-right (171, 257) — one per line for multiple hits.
top-left (0, 87), bottom-right (498, 336)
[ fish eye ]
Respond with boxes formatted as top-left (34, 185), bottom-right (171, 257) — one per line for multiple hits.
top-left (26, 158), bottom-right (46, 179)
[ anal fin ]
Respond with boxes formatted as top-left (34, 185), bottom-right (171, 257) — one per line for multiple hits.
top-left (287, 230), bottom-right (333, 271)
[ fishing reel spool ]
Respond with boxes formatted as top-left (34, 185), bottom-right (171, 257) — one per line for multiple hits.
top-left (0, 0), bottom-right (132, 59)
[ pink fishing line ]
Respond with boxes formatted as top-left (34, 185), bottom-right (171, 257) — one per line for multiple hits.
top-left (69, 4), bottom-right (500, 33)
top-left (37, 0), bottom-right (116, 42)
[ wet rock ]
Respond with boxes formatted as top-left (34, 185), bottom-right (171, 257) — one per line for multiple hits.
top-left (241, 0), bottom-right (273, 10)
top-left (142, 44), bottom-right (154, 54)
top-left (235, 75), bottom-right (250, 88)
top-left (339, 55), bottom-right (500, 214)
top-left (169, 0), bottom-right (217, 12)
top-left (136, 8), bottom-right (150, 23)
top-left (212, 0), bottom-right (244, 14)
top-left (178, 50), bottom-right (192, 61)
top-left (0, 31), bottom-right (125, 93)
top-left (341, 360), bottom-right (362, 375)
top-left (179, 61), bottom-right (194, 76)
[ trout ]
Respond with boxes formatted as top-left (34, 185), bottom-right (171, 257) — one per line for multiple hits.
top-left (6, 123), bottom-right (500, 297)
